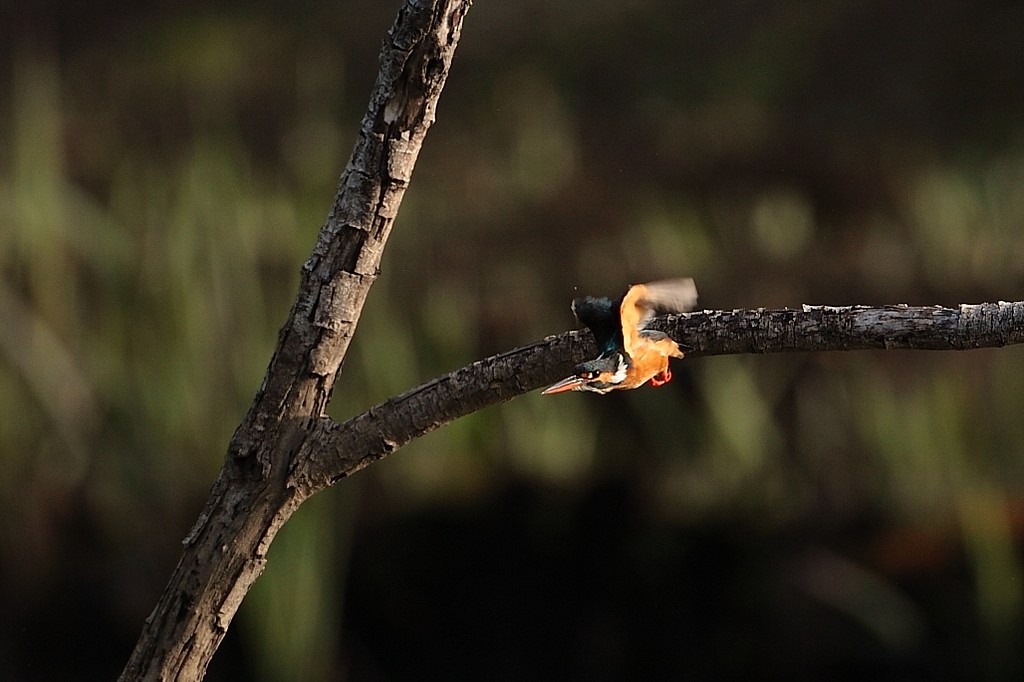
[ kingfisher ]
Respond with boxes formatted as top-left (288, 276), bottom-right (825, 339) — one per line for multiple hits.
top-left (543, 278), bottom-right (698, 395)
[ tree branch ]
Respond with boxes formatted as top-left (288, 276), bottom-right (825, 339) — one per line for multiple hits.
top-left (119, 1), bottom-right (472, 679)
top-left (118, 0), bottom-right (1022, 677)
top-left (289, 301), bottom-right (1024, 493)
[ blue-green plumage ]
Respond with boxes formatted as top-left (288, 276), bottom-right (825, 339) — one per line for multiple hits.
top-left (569, 296), bottom-right (632, 390)
top-left (571, 296), bottom-right (623, 355)
top-left (544, 279), bottom-right (698, 395)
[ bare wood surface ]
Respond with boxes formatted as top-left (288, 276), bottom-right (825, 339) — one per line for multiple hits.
top-left (119, 1), bottom-right (472, 679)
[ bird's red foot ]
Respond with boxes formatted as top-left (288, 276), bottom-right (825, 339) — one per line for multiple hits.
top-left (649, 368), bottom-right (672, 387)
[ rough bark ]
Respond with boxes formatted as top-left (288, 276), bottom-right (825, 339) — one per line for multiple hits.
top-left (118, 0), bottom-right (1024, 678)
top-left (119, 1), bottom-right (472, 679)
top-left (288, 301), bottom-right (1024, 492)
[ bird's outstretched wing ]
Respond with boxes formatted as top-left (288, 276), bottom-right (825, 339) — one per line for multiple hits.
top-left (571, 296), bottom-right (622, 355)
top-left (618, 278), bottom-right (698, 355)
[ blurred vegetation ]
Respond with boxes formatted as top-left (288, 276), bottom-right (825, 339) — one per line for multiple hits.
top-left (2, 0), bottom-right (1024, 680)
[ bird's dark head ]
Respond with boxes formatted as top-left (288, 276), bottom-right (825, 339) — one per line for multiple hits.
top-left (542, 353), bottom-right (630, 395)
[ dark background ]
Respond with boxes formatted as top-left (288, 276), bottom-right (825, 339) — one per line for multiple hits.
top-left (2, 1), bottom-right (1023, 679)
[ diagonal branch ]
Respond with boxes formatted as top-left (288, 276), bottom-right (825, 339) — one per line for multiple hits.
top-left (119, 1), bottom-right (473, 680)
top-left (117, 0), bottom-right (1021, 677)
top-left (289, 301), bottom-right (1024, 494)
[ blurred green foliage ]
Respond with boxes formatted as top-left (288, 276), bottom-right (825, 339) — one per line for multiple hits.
top-left (2, 1), bottom-right (1024, 679)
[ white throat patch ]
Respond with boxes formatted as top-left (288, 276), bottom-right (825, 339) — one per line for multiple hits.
top-left (610, 355), bottom-right (628, 384)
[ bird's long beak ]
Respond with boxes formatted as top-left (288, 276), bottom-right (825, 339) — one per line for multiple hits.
top-left (542, 375), bottom-right (585, 395)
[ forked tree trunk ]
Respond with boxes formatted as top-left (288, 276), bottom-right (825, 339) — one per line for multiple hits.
top-left (119, 1), bottom-right (473, 678)
top-left (119, 0), bottom-right (1024, 678)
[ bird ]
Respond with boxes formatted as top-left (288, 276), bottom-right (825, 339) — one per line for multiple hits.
top-left (542, 278), bottom-right (698, 395)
